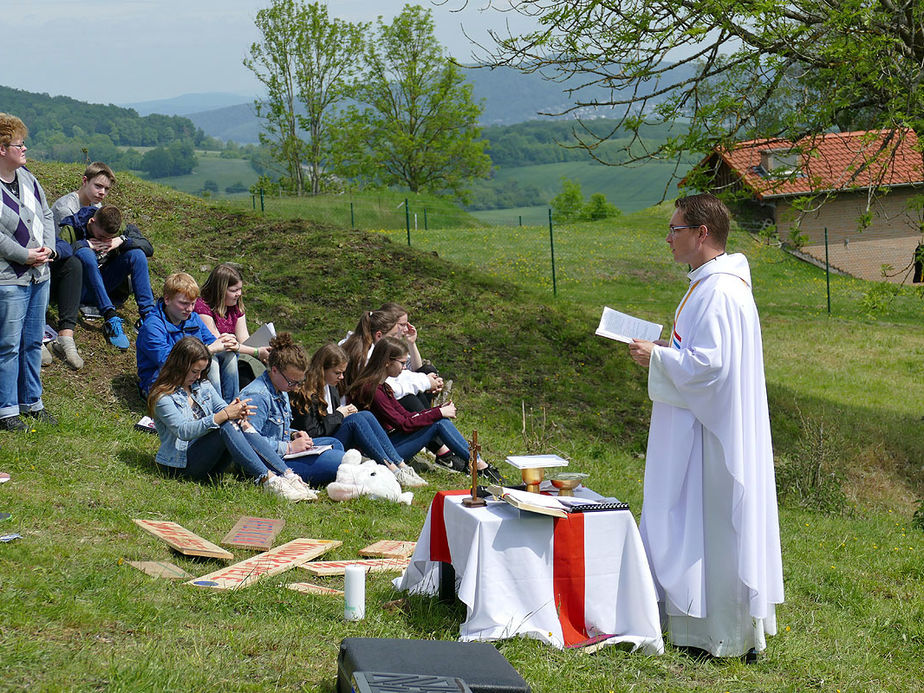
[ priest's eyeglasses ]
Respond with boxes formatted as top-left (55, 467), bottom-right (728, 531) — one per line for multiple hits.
top-left (668, 224), bottom-right (704, 238)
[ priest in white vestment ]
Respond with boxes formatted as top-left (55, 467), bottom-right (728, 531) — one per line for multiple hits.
top-left (628, 193), bottom-right (784, 659)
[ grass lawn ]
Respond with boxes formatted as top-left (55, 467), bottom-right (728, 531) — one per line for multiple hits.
top-left (1, 162), bottom-right (922, 692)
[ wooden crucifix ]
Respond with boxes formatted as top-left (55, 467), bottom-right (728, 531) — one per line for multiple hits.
top-left (462, 429), bottom-right (486, 508)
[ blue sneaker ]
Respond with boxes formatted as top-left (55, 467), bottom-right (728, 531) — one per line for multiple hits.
top-left (104, 316), bottom-right (130, 349)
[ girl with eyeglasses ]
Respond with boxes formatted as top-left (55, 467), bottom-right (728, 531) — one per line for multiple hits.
top-left (241, 333), bottom-right (353, 487)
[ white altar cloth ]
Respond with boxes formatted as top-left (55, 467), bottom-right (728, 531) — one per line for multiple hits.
top-left (394, 491), bottom-right (664, 653)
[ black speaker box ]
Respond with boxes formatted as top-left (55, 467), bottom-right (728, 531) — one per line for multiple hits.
top-left (337, 638), bottom-right (531, 693)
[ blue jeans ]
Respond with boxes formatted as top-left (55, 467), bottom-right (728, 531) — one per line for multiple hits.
top-left (333, 410), bottom-right (403, 465)
top-left (388, 419), bottom-right (470, 462)
top-left (209, 351), bottom-right (240, 402)
top-left (175, 421), bottom-right (289, 481)
top-left (0, 280), bottom-right (49, 418)
top-left (286, 436), bottom-right (344, 487)
top-left (76, 247), bottom-right (155, 318)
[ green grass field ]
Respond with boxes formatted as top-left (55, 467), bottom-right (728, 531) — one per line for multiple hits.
top-left (2, 162), bottom-right (922, 692)
top-left (145, 151), bottom-right (259, 196)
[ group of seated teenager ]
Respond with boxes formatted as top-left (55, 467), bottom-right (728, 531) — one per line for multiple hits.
top-left (137, 267), bottom-right (503, 504)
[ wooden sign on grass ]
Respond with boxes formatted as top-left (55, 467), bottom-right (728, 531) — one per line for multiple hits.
top-left (221, 516), bottom-right (285, 551)
top-left (188, 538), bottom-right (341, 590)
top-left (128, 560), bottom-right (193, 580)
top-left (287, 582), bottom-right (344, 597)
top-left (359, 540), bottom-right (417, 559)
top-left (133, 519), bottom-right (233, 560)
top-left (299, 557), bottom-right (411, 577)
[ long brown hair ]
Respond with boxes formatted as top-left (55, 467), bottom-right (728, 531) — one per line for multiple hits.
top-left (347, 337), bottom-right (408, 410)
top-left (146, 337), bottom-right (211, 414)
top-left (290, 343), bottom-right (346, 416)
top-left (342, 306), bottom-right (404, 387)
top-left (200, 263), bottom-right (245, 319)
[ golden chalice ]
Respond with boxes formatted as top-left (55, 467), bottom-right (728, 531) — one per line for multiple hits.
top-left (521, 467), bottom-right (544, 494)
top-left (550, 472), bottom-right (588, 497)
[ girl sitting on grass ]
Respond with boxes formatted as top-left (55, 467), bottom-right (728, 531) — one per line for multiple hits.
top-left (290, 343), bottom-right (425, 488)
top-left (241, 333), bottom-right (355, 488)
top-left (147, 337), bottom-right (312, 502)
top-left (195, 263), bottom-right (271, 400)
top-left (348, 337), bottom-right (502, 484)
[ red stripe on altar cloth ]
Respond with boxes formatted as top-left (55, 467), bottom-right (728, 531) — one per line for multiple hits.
top-left (553, 513), bottom-right (589, 646)
top-left (428, 490), bottom-right (471, 563)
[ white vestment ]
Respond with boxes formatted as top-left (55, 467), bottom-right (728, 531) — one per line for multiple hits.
top-left (639, 253), bottom-right (784, 656)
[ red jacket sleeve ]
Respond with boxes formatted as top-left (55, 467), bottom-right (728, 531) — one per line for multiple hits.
top-left (371, 384), bottom-right (443, 433)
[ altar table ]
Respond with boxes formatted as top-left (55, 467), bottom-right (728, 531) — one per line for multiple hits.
top-left (394, 490), bottom-right (664, 653)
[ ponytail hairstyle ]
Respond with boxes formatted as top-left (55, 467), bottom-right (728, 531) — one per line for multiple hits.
top-left (146, 337), bottom-right (211, 415)
top-left (291, 343), bottom-right (347, 416)
top-left (266, 332), bottom-right (309, 376)
top-left (200, 263), bottom-right (245, 319)
top-left (341, 306), bottom-right (403, 387)
top-left (347, 336), bottom-right (408, 410)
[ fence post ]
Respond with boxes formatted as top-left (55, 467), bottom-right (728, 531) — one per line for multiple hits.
top-left (424, 208), bottom-right (428, 231)
top-left (259, 188), bottom-right (265, 214)
top-left (252, 195), bottom-right (255, 211)
top-left (519, 215), bottom-right (522, 227)
top-left (405, 198), bottom-right (411, 246)
top-left (548, 208), bottom-right (557, 297)
top-left (350, 201), bottom-right (355, 229)
top-left (824, 227), bottom-right (831, 314)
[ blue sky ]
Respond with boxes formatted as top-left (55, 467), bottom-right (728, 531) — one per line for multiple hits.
top-left (11, 0), bottom-right (535, 104)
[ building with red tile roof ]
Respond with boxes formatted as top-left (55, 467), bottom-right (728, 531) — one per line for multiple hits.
top-left (694, 129), bottom-right (924, 283)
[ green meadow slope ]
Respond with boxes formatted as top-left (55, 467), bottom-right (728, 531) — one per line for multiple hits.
top-left (1, 162), bottom-right (921, 692)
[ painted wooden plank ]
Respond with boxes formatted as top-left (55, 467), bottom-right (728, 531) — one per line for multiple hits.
top-left (298, 557), bottom-right (411, 577)
top-left (128, 560), bottom-right (193, 579)
top-left (286, 582), bottom-right (344, 597)
top-left (133, 519), bottom-right (233, 560)
top-left (358, 540), bottom-right (417, 559)
top-left (221, 516), bottom-right (285, 551)
top-left (188, 538), bottom-right (341, 590)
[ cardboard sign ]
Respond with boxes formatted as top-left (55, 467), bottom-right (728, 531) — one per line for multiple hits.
top-left (222, 516), bottom-right (285, 551)
top-left (299, 557), bottom-right (411, 577)
top-left (133, 519), bottom-right (233, 560)
top-left (188, 538), bottom-right (341, 590)
top-left (359, 540), bottom-right (417, 559)
top-left (128, 560), bottom-right (193, 579)
top-left (287, 582), bottom-right (344, 597)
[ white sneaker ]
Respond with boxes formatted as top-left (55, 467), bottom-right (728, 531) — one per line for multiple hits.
top-left (50, 336), bottom-right (84, 370)
top-left (395, 465), bottom-right (428, 488)
top-left (41, 344), bottom-right (52, 367)
top-left (283, 471), bottom-right (318, 501)
top-left (264, 473), bottom-right (307, 502)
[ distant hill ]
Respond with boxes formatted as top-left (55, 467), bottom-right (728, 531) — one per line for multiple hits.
top-left (122, 92), bottom-right (254, 116)
top-left (164, 63), bottom-right (697, 143)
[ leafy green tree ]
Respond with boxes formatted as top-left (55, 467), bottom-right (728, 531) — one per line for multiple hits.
top-left (293, 2), bottom-right (366, 194)
top-left (202, 179), bottom-right (219, 194)
top-left (336, 4), bottom-right (490, 199)
top-left (479, 0), bottom-right (924, 191)
top-left (244, 0), bottom-right (307, 194)
top-left (550, 178), bottom-right (584, 222)
top-left (581, 193), bottom-right (621, 222)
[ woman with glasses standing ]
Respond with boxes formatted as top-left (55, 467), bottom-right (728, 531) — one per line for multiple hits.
top-left (241, 332), bottom-right (351, 487)
top-left (0, 114), bottom-right (56, 431)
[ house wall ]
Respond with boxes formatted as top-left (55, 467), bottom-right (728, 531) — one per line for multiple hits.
top-left (775, 189), bottom-right (924, 283)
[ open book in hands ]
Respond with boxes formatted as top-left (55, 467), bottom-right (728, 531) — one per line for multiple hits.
top-left (595, 306), bottom-right (662, 344)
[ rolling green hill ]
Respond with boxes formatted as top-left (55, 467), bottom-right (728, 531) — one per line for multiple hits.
top-left (2, 162), bottom-right (921, 691)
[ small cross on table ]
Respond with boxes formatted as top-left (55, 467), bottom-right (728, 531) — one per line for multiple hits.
top-left (462, 429), bottom-right (486, 508)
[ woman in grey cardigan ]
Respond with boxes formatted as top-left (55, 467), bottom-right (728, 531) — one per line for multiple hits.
top-left (0, 114), bottom-right (56, 431)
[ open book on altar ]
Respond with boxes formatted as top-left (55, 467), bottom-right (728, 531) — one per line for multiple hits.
top-left (486, 486), bottom-right (629, 518)
top-left (595, 306), bottom-right (662, 344)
